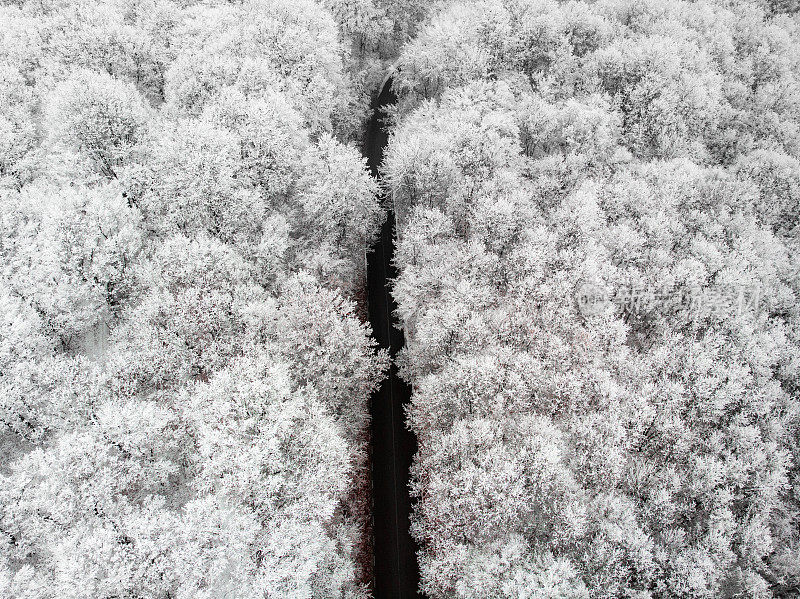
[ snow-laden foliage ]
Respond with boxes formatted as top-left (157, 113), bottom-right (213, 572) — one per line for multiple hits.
top-left (0, 0), bottom-right (387, 596)
top-left (384, 1), bottom-right (800, 597)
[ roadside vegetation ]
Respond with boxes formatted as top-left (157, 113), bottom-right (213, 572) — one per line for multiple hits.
top-left (2, 0), bottom-right (800, 596)
top-left (0, 0), bottom-right (387, 596)
top-left (383, 0), bottom-right (800, 596)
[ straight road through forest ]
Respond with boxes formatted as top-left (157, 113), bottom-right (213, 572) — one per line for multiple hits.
top-left (365, 79), bottom-right (421, 598)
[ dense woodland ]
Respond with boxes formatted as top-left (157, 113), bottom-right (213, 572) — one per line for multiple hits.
top-left (1, 0), bottom-right (800, 597)
top-left (383, 0), bottom-right (800, 597)
top-left (0, 0), bottom-right (396, 596)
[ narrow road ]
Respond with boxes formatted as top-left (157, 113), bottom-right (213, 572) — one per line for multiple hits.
top-left (364, 79), bottom-right (421, 598)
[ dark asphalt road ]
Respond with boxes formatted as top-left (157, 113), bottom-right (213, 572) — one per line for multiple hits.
top-left (365, 79), bottom-right (421, 598)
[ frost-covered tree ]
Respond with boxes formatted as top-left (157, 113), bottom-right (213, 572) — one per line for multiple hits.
top-left (44, 69), bottom-right (150, 180)
top-left (164, 0), bottom-right (363, 137)
top-left (1, 183), bottom-right (143, 346)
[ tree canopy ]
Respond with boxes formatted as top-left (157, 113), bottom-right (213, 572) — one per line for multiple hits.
top-left (384, 0), bottom-right (800, 596)
top-left (0, 0), bottom-right (387, 596)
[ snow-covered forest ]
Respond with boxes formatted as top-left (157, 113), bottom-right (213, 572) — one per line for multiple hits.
top-left (0, 0), bottom-right (400, 595)
top-left (1, 0), bottom-right (799, 597)
top-left (384, 0), bottom-right (800, 597)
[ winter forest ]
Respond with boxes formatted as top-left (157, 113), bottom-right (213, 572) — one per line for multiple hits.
top-left (1, 0), bottom-right (799, 597)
